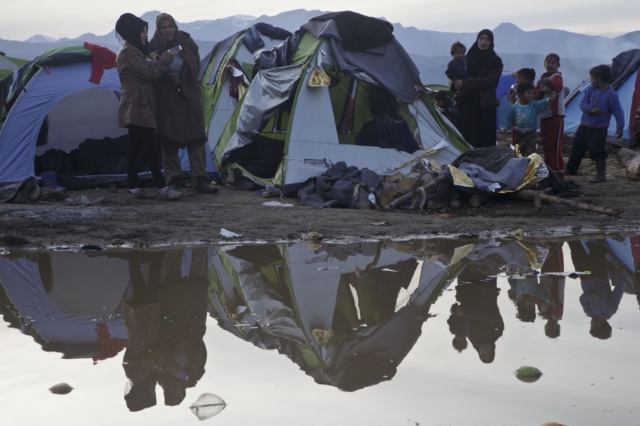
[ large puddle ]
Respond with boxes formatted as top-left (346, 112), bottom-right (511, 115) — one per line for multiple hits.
top-left (1, 237), bottom-right (639, 425)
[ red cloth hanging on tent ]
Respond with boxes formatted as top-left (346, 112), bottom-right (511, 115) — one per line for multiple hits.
top-left (83, 42), bottom-right (117, 84)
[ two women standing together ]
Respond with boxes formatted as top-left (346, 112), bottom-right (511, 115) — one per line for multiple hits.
top-left (114, 13), bottom-right (217, 200)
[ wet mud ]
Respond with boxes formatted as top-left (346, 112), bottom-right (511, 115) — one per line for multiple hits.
top-left (2, 146), bottom-right (640, 250)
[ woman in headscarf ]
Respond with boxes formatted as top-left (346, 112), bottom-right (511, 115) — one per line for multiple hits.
top-left (115, 13), bottom-right (182, 200)
top-left (149, 13), bottom-right (217, 194)
top-left (452, 29), bottom-right (503, 148)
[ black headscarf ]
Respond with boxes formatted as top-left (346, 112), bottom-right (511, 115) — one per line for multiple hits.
top-left (115, 13), bottom-right (149, 56)
top-left (466, 29), bottom-right (502, 76)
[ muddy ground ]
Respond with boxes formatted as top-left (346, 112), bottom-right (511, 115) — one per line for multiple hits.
top-left (2, 140), bottom-right (640, 251)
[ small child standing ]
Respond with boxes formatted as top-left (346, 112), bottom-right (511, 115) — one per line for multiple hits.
top-left (564, 65), bottom-right (625, 183)
top-left (434, 90), bottom-right (458, 127)
top-left (507, 68), bottom-right (536, 105)
top-left (503, 82), bottom-right (556, 157)
top-left (536, 54), bottom-right (565, 171)
top-left (445, 41), bottom-right (467, 91)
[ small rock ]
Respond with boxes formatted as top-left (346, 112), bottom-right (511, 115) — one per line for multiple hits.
top-left (49, 383), bottom-right (73, 395)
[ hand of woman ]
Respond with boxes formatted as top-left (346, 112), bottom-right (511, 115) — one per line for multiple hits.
top-left (453, 80), bottom-right (463, 91)
top-left (159, 51), bottom-right (178, 62)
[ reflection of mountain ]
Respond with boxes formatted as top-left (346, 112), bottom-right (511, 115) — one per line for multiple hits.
top-left (0, 252), bottom-right (128, 360)
top-left (207, 241), bottom-right (463, 391)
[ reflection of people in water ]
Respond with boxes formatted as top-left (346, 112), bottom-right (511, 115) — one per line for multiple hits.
top-left (123, 248), bottom-right (209, 411)
top-left (504, 243), bottom-right (565, 338)
top-left (537, 244), bottom-right (565, 338)
top-left (635, 265), bottom-right (640, 310)
top-left (354, 101), bottom-right (419, 153)
top-left (568, 240), bottom-right (624, 340)
top-left (448, 271), bottom-right (504, 363)
top-left (507, 274), bottom-right (545, 323)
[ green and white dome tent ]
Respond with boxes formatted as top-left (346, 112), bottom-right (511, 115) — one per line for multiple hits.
top-left (204, 12), bottom-right (470, 195)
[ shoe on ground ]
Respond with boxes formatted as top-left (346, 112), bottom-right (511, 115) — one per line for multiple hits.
top-left (158, 188), bottom-right (183, 200)
top-left (196, 177), bottom-right (219, 193)
top-left (129, 189), bottom-right (156, 199)
top-left (588, 160), bottom-right (606, 183)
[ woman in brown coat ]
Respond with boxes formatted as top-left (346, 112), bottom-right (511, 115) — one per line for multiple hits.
top-left (452, 29), bottom-right (503, 148)
top-left (149, 13), bottom-right (217, 194)
top-left (115, 13), bottom-right (182, 200)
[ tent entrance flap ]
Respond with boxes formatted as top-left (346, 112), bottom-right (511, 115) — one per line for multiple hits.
top-left (222, 64), bottom-right (304, 161)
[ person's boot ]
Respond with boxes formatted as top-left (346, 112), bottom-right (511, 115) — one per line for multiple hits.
top-left (196, 176), bottom-right (219, 193)
top-left (589, 160), bottom-right (606, 183)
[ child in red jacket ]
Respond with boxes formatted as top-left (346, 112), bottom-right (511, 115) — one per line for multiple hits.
top-left (536, 54), bottom-right (565, 171)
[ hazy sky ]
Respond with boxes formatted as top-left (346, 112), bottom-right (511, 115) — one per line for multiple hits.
top-left (1, 0), bottom-right (638, 41)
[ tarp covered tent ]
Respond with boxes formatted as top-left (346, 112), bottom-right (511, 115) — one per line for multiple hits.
top-left (199, 23), bottom-right (292, 157)
top-left (0, 45), bottom-right (215, 189)
top-left (564, 49), bottom-right (640, 147)
top-left (207, 241), bottom-right (463, 390)
top-left (210, 13), bottom-right (470, 193)
top-left (0, 252), bottom-right (128, 360)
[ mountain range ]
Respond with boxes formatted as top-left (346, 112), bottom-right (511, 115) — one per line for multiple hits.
top-left (2, 9), bottom-right (638, 90)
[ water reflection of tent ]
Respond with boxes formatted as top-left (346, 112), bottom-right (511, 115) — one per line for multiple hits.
top-left (605, 236), bottom-right (640, 295)
top-left (207, 242), bottom-right (463, 391)
top-left (0, 252), bottom-right (129, 360)
top-left (462, 239), bottom-right (551, 273)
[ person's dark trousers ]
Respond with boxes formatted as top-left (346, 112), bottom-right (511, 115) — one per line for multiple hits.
top-left (565, 125), bottom-right (608, 174)
top-left (127, 124), bottom-right (167, 189)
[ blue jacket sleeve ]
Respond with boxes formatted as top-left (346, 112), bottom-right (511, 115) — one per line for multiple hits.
top-left (579, 88), bottom-right (593, 114)
top-left (609, 92), bottom-right (626, 130)
top-left (534, 99), bottom-right (551, 115)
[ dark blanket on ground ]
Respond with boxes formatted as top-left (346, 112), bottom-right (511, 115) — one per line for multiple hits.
top-left (298, 161), bottom-right (384, 208)
top-left (429, 147), bottom-right (575, 203)
top-left (451, 146), bottom-right (515, 173)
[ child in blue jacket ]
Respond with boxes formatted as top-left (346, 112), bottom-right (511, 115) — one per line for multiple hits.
top-left (564, 65), bottom-right (625, 183)
top-left (502, 82), bottom-right (555, 157)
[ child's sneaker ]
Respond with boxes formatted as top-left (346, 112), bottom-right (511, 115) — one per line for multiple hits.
top-left (128, 189), bottom-right (156, 199)
top-left (157, 187), bottom-right (183, 201)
